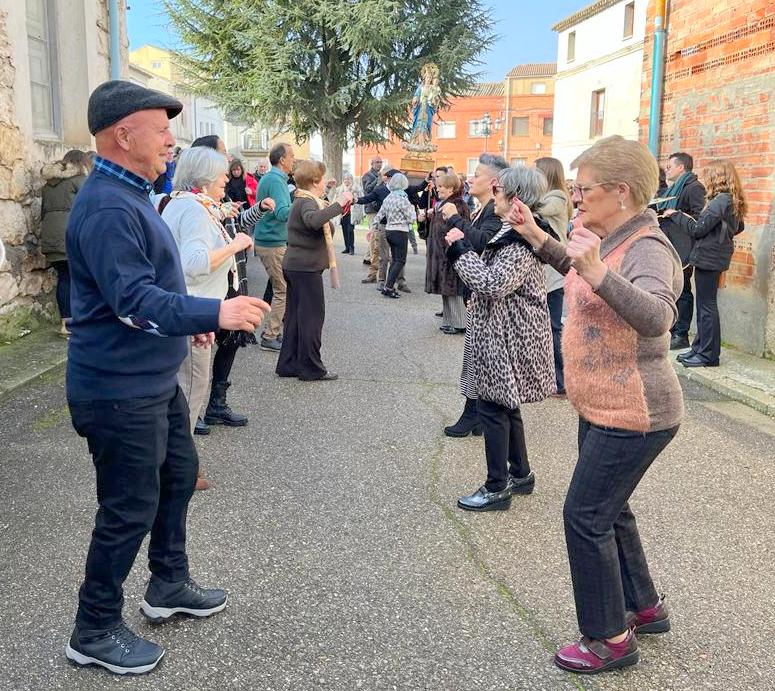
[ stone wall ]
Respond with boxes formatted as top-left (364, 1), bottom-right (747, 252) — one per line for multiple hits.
top-left (640, 0), bottom-right (775, 357)
top-left (0, 1), bottom-right (127, 340)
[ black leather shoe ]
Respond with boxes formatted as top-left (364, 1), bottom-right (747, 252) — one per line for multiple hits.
top-left (681, 354), bottom-right (719, 367)
top-left (669, 334), bottom-right (691, 350)
top-left (443, 398), bottom-right (482, 437)
top-left (65, 621), bottom-right (164, 675)
top-left (299, 371), bottom-right (338, 381)
top-left (382, 288), bottom-right (400, 298)
top-left (140, 576), bottom-right (227, 623)
top-left (204, 382), bottom-right (248, 427)
top-left (507, 471), bottom-right (535, 495)
top-left (193, 417), bottom-right (210, 435)
top-left (676, 349), bottom-right (695, 362)
top-left (457, 485), bottom-right (512, 512)
top-left (434, 311), bottom-right (443, 317)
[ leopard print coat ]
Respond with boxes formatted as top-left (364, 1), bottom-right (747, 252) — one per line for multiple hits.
top-left (448, 224), bottom-right (555, 409)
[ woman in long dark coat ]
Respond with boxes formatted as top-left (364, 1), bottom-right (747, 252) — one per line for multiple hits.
top-left (425, 172), bottom-right (470, 334)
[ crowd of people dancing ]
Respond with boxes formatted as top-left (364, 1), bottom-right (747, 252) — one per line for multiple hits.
top-left (55, 79), bottom-right (747, 678)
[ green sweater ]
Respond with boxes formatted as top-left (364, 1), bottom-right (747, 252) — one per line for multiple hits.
top-left (254, 167), bottom-right (292, 247)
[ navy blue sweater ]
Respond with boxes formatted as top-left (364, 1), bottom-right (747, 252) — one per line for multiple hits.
top-left (65, 167), bottom-right (221, 401)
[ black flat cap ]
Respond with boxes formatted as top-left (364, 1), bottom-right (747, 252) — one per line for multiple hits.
top-left (88, 80), bottom-right (184, 135)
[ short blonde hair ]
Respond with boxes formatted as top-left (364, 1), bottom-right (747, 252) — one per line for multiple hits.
top-left (437, 172), bottom-right (462, 194)
top-left (294, 160), bottom-right (326, 190)
top-left (571, 135), bottom-right (658, 210)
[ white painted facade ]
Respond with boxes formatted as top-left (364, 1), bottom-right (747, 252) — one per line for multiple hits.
top-left (551, 0), bottom-right (647, 172)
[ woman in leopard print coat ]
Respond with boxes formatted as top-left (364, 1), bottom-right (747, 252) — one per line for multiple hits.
top-left (445, 166), bottom-right (555, 513)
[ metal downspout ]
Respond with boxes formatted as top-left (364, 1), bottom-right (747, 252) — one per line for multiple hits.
top-left (108, 0), bottom-right (122, 80)
top-left (648, 0), bottom-right (668, 156)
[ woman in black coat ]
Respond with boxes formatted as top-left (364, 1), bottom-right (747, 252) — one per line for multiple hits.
top-left (665, 159), bottom-right (746, 368)
top-left (424, 172), bottom-right (470, 334)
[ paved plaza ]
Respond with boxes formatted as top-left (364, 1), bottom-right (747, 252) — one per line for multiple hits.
top-left (0, 235), bottom-right (773, 690)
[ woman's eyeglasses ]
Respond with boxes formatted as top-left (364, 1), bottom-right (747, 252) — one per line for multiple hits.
top-left (570, 182), bottom-right (615, 200)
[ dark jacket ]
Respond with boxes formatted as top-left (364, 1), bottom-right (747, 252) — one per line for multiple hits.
top-left (673, 192), bottom-right (743, 272)
top-left (40, 162), bottom-right (87, 263)
top-left (425, 193), bottom-right (470, 296)
top-left (361, 168), bottom-right (381, 214)
top-left (355, 183), bottom-right (389, 212)
top-left (65, 165), bottom-right (221, 402)
top-left (658, 173), bottom-right (706, 264)
top-left (225, 175), bottom-right (250, 207)
top-left (283, 197), bottom-right (343, 272)
top-left (447, 198), bottom-right (501, 255)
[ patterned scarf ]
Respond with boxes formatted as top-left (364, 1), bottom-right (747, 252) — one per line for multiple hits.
top-left (293, 188), bottom-right (340, 289)
top-left (172, 190), bottom-right (239, 290)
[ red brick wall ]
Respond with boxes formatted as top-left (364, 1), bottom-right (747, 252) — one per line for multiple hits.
top-left (504, 94), bottom-right (555, 165)
top-left (640, 0), bottom-right (775, 355)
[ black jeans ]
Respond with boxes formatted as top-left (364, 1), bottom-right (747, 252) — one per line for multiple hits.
top-left (563, 418), bottom-right (678, 639)
top-left (68, 387), bottom-right (198, 631)
top-left (341, 213), bottom-right (355, 253)
top-left (672, 266), bottom-right (694, 338)
top-left (692, 267), bottom-right (722, 363)
top-left (276, 269), bottom-right (326, 379)
top-left (385, 230), bottom-right (408, 290)
top-left (477, 399), bottom-right (530, 492)
top-left (51, 260), bottom-right (71, 319)
top-left (547, 288), bottom-right (565, 393)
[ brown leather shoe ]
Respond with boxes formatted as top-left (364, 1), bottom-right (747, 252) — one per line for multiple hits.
top-left (195, 475), bottom-right (210, 491)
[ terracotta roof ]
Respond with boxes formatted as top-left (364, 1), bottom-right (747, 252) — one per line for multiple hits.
top-left (552, 0), bottom-right (622, 32)
top-left (464, 82), bottom-right (505, 97)
top-left (506, 63), bottom-right (557, 78)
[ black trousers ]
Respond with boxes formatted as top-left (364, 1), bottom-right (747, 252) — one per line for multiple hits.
top-left (692, 267), bottom-right (722, 363)
top-left (68, 387), bottom-right (197, 631)
top-left (547, 288), bottom-right (565, 394)
top-left (341, 213), bottom-right (355, 253)
top-left (385, 230), bottom-right (409, 290)
top-left (672, 266), bottom-right (694, 338)
top-left (212, 336), bottom-right (238, 383)
top-left (51, 260), bottom-right (71, 319)
top-left (477, 399), bottom-right (530, 492)
top-left (563, 418), bottom-right (678, 639)
top-left (276, 269), bottom-right (326, 379)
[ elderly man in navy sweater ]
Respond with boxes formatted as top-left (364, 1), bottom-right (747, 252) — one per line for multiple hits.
top-left (63, 81), bottom-right (270, 676)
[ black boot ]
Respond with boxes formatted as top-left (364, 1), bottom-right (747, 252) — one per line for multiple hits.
top-left (443, 397), bottom-right (482, 437)
top-left (204, 381), bottom-right (248, 426)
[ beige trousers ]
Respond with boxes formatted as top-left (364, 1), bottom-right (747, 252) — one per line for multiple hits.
top-left (256, 245), bottom-right (287, 340)
top-left (177, 342), bottom-right (212, 431)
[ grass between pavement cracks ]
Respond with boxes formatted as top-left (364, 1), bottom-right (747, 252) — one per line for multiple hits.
top-left (419, 380), bottom-right (591, 691)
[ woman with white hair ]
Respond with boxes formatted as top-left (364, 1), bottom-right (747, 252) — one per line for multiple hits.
top-left (161, 146), bottom-right (273, 489)
top-left (444, 166), bottom-right (555, 512)
top-left (376, 173), bottom-right (417, 298)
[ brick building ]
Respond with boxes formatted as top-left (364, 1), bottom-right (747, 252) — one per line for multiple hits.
top-left (640, 0), bottom-right (775, 356)
top-left (355, 63), bottom-right (556, 179)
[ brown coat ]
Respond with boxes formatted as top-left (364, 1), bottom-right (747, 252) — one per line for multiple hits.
top-left (424, 193), bottom-right (470, 296)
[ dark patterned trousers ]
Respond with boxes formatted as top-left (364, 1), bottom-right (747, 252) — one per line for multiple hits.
top-left (563, 418), bottom-right (679, 639)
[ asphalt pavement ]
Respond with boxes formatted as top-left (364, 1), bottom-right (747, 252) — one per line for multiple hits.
top-left (0, 232), bottom-right (773, 690)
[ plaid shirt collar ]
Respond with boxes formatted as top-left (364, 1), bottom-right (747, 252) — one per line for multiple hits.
top-left (93, 156), bottom-right (154, 196)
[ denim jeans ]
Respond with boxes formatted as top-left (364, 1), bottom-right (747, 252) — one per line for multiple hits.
top-left (69, 386), bottom-right (198, 631)
top-left (385, 230), bottom-right (408, 289)
top-left (546, 288), bottom-right (565, 393)
top-left (563, 418), bottom-right (678, 638)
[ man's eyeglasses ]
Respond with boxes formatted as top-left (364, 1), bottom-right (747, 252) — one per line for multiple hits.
top-left (570, 182), bottom-right (615, 200)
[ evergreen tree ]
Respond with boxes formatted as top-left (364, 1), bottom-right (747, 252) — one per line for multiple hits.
top-left (164, 0), bottom-right (494, 179)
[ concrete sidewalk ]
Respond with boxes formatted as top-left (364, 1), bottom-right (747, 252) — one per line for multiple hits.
top-left (0, 326), bottom-right (67, 400)
top-left (672, 346), bottom-right (775, 418)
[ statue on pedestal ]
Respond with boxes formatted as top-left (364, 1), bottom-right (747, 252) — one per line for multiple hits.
top-left (404, 64), bottom-right (442, 154)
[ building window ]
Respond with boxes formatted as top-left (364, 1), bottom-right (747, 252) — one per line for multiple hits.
top-left (437, 121), bottom-right (456, 139)
top-left (26, 0), bottom-right (59, 135)
top-left (531, 82), bottom-right (546, 95)
top-left (152, 61), bottom-right (163, 70)
top-left (590, 89), bottom-right (605, 138)
top-left (469, 120), bottom-right (485, 138)
top-left (467, 158), bottom-right (479, 176)
top-left (567, 31), bottom-right (576, 62)
top-left (543, 118), bottom-right (553, 136)
top-left (623, 2), bottom-right (635, 39)
top-left (511, 158), bottom-right (526, 167)
top-left (511, 117), bottom-right (529, 137)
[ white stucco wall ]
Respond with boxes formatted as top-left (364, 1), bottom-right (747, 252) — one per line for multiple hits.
top-left (551, 0), bottom-right (647, 173)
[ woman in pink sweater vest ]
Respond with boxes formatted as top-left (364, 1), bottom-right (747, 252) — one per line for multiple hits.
top-left (509, 136), bottom-right (684, 675)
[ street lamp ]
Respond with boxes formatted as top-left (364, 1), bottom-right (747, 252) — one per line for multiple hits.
top-left (479, 112), bottom-right (502, 153)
